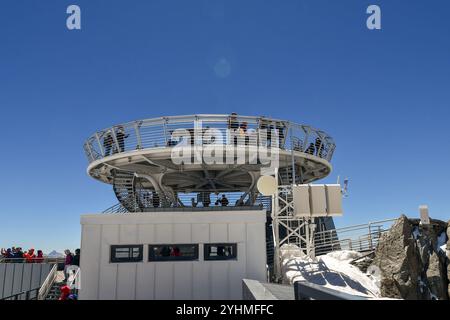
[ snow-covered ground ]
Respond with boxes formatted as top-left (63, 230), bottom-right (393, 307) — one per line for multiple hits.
top-left (281, 244), bottom-right (381, 298)
top-left (438, 232), bottom-right (447, 253)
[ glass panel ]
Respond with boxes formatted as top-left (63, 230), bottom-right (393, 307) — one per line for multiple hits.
top-left (111, 245), bottom-right (143, 263)
top-left (149, 244), bottom-right (198, 261)
top-left (204, 244), bottom-right (237, 260)
top-left (115, 248), bottom-right (130, 259)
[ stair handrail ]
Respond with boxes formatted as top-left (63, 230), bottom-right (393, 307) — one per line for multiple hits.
top-left (67, 267), bottom-right (80, 293)
top-left (1, 287), bottom-right (41, 300)
top-left (38, 264), bottom-right (58, 300)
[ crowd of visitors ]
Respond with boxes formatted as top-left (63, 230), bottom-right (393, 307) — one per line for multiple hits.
top-left (60, 249), bottom-right (81, 300)
top-left (1, 247), bottom-right (81, 300)
top-left (103, 126), bottom-right (129, 156)
top-left (191, 193), bottom-right (229, 208)
top-left (0, 247), bottom-right (44, 263)
top-left (0, 247), bottom-right (80, 266)
top-left (99, 114), bottom-right (328, 159)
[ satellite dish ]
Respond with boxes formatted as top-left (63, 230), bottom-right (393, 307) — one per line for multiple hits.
top-left (257, 175), bottom-right (277, 196)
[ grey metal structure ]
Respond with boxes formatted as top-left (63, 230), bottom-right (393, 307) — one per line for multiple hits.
top-left (294, 281), bottom-right (370, 300)
top-left (83, 114), bottom-right (335, 212)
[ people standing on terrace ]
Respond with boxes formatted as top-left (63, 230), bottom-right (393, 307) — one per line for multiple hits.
top-left (152, 191), bottom-right (160, 208)
top-left (228, 112), bottom-right (239, 130)
top-left (64, 249), bottom-right (73, 280)
top-left (24, 248), bottom-right (36, 263)
top-left (72, 249), bottom-right (80, 267)
top-left (167, 130), bottom-right (178, 147)
top-left (103, 131), bottom-right (113, 156)
top-left (116, 126), bottom-right (129, 153)
top-left (216, 194), bottom-right (229, 207)
top-left (13, 247), bottom-right (24, 262)
top-left (228, 113), bottom-right (239, 145)
top-left (1, 247), bottom-right (46, 263)
top-left (259, 117), bottom-right (273, 147)
top-left (239, 122), bottom-right (248, 145)
top-left (276, 121), bottom-right (285, 147)
top-left (315, 137), bottom-right (324, 158)
top-left (1, 248), bottom-right (12, 262)
top-left (35, 250), bottom-right (44, 263)
top-left (305, 142), bottom-right (315, 155)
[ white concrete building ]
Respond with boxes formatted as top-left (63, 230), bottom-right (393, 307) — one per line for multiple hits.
top-left (79, 209), bottom-right (267, 300)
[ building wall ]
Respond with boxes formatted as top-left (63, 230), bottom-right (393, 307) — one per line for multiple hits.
top-left (79, 210), bottom-right (267, 300)
top-left (0, 263), bottom-right (53, 299)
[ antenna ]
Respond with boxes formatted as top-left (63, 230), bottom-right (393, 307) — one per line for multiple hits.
top-left (342, 177), bottom-right (350, 197)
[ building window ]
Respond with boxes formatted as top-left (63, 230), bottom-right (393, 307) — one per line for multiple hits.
top-left (148, 244), bottom-right (199, 261)
top-left (110, 245), bottom-right (143, 263)
top-left (204, 243), bottom-right (237, 261)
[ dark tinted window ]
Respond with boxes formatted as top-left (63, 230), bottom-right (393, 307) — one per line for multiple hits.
top-left (148, 244), bottom-right (198, 261)
top-left (204, 243), bottom-right (237, 261)
top-left (110, 245), bottom-right (143, 263)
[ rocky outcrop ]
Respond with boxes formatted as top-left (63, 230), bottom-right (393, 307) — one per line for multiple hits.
top-left (447, 220), bottom-right (450, 298)
top-left (371, 215), bottom-right (449, 300)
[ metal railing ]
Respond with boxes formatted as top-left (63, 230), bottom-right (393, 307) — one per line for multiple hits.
top-left (83, 114), bottom-right (336, 164)
top-left (67, 267), bottom-right (80, 297)
top-left (103, 192), bottom-right (272, 214)
top-left (1, 287), bottom-right (41, 300)
top-left (37, 264), bottom-right (57, 300)
top-left (313, 218), bottom-right (397, 256)
top-left (0, 257), bottom-right (65, 264)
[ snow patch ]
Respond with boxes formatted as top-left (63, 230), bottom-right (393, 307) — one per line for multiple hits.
top-left (412, 227), bottom-right (421, 240)
top-left (281, 246), bottom-right (381, 298)
top-left (437, 232), bottom-right (447, 253)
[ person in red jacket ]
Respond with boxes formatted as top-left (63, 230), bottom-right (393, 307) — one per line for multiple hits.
top-left (35, 250), bottom-right (44, 263)
top-left (24, 249), bottom-right (36, 263)
top-left (59, 285), bottom-right (71, 301)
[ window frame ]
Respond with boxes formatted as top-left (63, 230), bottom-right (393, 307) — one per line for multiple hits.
top-left (110, 244), bottom-right (143, 263)
top-left (148, 244), bottom-right (199, 262)
top-left (204, 243), bottom-right (238, 261)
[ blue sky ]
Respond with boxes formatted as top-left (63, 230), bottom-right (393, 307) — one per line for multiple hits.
top-left (0, 0), bottom-right (449, 253)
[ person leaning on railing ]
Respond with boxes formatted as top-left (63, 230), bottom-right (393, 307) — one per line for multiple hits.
top-left (23, 248), bottom-right (36, 263)
top-left (1, 247), bottom-right (25, 263)
top-left (116, 126), bottom-right (129, 153)
top-left (35, 250), bottom-right (44, 263)
top-left (103, 131), bottom-right (113, 156)
top-left (1, 248), bottom-right (13, 262)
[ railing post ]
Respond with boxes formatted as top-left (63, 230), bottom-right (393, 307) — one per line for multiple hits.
top-left (163, 118), bottom-right (168, 147)
top-left (95, 132), bottom-right (105, 157)
top-left (302, 126), bottom-right (309, 152)
top-left (135, 121), bottom-right (142, 149)
top-left (289, 124), bottom-right (296, 185)
top-left (85, 142), bottom-right (95, 162)
top-left (110, 127), bottom-right (120, 153)
top-left (368, 223), bottom-right (373, 250)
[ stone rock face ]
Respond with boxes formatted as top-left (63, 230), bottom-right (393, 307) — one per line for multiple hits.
top-left (371, 215), bottom-right (449, 300)
top-left (447, 220), bottom-right (450, 298)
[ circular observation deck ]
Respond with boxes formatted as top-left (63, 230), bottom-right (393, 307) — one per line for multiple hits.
top-left (83, 114), bottom-right (335, 212)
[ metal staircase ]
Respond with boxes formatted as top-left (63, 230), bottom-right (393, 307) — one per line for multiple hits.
top-left (112, 170), bottom-right (137, 212)
top-left (45, 281), bottom-right (63, 300)
top-left (278, 165), bottom-right (302, 185)
top-left (266, 222), bottom-right (275, 276)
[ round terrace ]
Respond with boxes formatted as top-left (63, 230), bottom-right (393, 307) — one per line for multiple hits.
top-left (83, 114), bottom-right (336, 212)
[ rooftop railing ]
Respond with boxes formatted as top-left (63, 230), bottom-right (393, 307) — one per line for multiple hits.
top-left (83, 114), bottom-right (336, 164)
